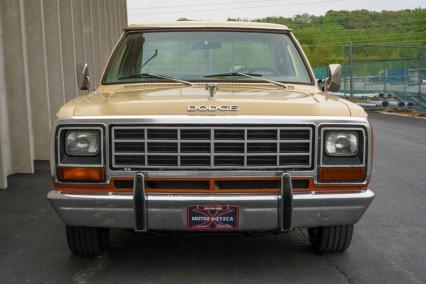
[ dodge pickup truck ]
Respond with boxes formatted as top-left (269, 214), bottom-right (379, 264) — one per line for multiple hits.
top-left (48, 21), bottom-right (374, 256)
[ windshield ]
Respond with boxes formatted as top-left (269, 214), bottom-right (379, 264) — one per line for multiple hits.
top-left (103, 31), bottom-right (312, 84)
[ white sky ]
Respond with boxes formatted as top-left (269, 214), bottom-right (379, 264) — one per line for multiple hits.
top-left (127, 0), bottom-right (425, 24)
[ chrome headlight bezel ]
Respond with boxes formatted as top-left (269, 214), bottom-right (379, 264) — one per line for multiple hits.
top-left (320, 126), bottom-right (367, 168)
top-left (56, 126), bottom-right (104, 167)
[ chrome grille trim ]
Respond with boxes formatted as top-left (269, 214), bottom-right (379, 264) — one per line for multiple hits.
top-left (111, 126), bottom-right (313, 170)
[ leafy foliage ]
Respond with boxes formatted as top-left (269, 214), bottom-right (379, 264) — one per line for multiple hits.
top-left (231, 9), bottom-right (426, 67)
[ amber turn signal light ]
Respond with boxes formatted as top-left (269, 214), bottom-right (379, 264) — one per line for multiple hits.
top-left (58, 166), bottom-right (105, 182)
top-left (319, 167), bottom-right (365, 182)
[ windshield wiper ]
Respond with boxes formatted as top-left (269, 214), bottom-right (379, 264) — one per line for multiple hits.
top-left (204, 72), bottom-right (288, 89)
top-left (204, 72), bottom-right (262, 78)
top-left (142, 49), bottom-right (158, 68)
top-left (119, 73), bottom-right (194, 86)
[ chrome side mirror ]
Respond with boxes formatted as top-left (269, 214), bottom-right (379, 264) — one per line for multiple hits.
top-left (77, 62), bottom-right (91, 91)
top-left (324, 64), bottom-right (342, 92)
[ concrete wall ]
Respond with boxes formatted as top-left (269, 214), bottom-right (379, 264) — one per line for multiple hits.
top-left (0, 0), bottom-right (127, 189)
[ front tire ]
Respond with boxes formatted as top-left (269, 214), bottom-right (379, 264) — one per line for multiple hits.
top-left (66, 226), bottom-right (109, 257)
top-left (308, 225), bottom-right (353, 253)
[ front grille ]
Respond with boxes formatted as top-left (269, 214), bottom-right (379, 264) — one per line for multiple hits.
top-left (111, 126), bottom-right (313, 170)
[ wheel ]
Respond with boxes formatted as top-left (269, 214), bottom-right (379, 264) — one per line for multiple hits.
top-left (65, 226), bottom-right (109, 257)
top-left (308, 225), bottom-right (353, 253)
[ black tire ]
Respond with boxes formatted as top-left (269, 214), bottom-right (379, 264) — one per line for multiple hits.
top-left (308, 225), bottom-right (353, 253)
top-left (65, 226), bottom-right (109, 257)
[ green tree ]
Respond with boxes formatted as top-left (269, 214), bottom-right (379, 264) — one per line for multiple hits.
top-left (254, 9), bottom-right (425, 67)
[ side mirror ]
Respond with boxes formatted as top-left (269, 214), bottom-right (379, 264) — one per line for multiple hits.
top-left (324, 64), bottom-right (342, 92)
top-left (77, 63), bottom-right (91, 91)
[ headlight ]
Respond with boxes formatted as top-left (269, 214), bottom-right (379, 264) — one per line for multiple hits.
top-left (325, 132), bottom-right (358, 156)
top-left (65, 131), bottom-right (99, 156)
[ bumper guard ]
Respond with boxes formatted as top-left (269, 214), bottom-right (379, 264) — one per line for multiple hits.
top-left (48, 172), bottom-right (374, 231)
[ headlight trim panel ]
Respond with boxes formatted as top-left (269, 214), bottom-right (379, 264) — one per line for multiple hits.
top-left (319, 125), bottom-right (367, 168)
top-left (56, 125), bottom-right (105, 168)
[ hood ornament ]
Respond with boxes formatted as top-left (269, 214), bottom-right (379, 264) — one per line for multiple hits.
top-left (205, 83), bottom-right (219, 98)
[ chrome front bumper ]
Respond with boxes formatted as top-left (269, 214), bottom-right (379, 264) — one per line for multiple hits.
top-left (47, 179), bottom-right (374, 231)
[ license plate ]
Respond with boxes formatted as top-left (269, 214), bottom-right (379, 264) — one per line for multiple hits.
top-left (187, 205), bottom-right (239, 231)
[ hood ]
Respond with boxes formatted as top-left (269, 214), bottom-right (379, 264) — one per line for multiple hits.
top-left (57, 84), bottom-right (367, 118)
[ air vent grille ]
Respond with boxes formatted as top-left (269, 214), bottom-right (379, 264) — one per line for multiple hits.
top-left (111, 126), bottom-right (313, 170)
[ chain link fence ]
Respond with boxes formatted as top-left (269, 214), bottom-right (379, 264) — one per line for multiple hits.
top-left (339, 44), bottom-right (426, 112)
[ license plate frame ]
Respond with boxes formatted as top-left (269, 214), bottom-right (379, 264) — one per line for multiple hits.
top-left (187, 205), bottom-right (239, 231)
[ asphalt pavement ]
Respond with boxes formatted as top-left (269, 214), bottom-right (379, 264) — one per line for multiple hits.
top-left (0, 112), bottom-right (425, 283)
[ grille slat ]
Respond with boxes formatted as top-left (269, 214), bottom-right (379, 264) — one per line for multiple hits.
top-left (181, 129), bottom-right (211, 140)
top-left (279, 155), bottom-right (310, 166)
top-left (181, 143), bottom-right (211, 153)
top-left (280, 129), bottom-right (310, 140)
top-left (214, 130), bottom-right (245, 140)
top-left (247, 156), bottom-right (278, 166)
top-left (114, 129), bottom-right (145, 140)
top-left (280, 142), bottom-right (310, 153)
top-left (148, 142), bottom-right (177, 153)
top-left (114, 142), bottom-right (145, 153)
top-left (215, 156), bottom-right (245, 166)
top-left (247, 143), bottom-right (277, 153)
top-left (112, 126), bottom-right (313, 169)
top-left (247, 129), bottom-right (277, 140)
top-left (215, 143), bottom-right (244, 153)
top-left (148, 155), bottom-right (178, 166)
top-left (147, 129), bottom-right (177, 140)
top-left (181, 156), bottom-right (211, 166)
top-left (115, 156), bottom-right (146, 166)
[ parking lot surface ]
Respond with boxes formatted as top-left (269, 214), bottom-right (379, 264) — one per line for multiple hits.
top-left (0, 112), bottom-right (425, 283)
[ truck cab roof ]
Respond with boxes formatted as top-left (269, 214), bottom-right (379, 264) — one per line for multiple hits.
top-left (125, 21), bottom-right (290, 31)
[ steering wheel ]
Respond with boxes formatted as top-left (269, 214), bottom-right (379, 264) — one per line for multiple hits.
top-left (237, 66), bottom-right (279, 76)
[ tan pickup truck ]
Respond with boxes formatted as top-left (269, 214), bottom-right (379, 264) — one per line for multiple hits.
top-left (48, 21), bottom-right (374, 256)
